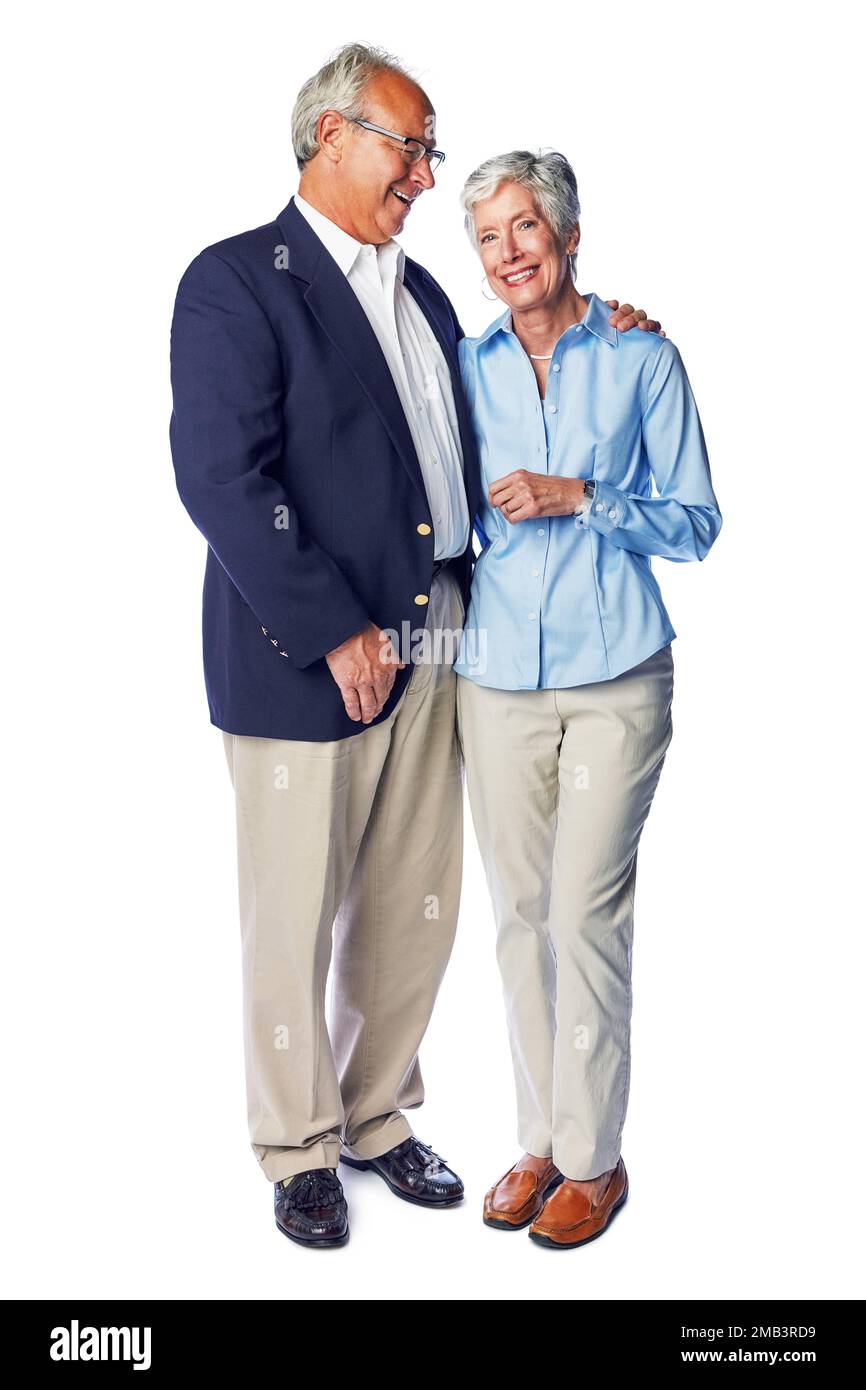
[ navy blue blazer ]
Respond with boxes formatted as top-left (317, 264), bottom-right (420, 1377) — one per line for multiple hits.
top-left (170, 197), bottom-right (482, 740)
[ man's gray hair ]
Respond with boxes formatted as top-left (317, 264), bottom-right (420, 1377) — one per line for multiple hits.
top-left (461, 149), bottom-right (582, 279)
top-left (291, 42), bottom-right (415, 172)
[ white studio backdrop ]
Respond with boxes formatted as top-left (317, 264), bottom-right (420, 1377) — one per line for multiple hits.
top-left (1, 0), bottom-right (862, 1300)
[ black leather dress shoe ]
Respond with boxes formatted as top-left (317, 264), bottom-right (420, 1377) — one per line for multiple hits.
top-left (340, 1136), bottom-right (464, 1207)
top-left (274, 1168), bottom-right (349, 1247)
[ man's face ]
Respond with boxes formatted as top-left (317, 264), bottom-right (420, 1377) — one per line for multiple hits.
top-left (337, 71), bottom-right (437, 243)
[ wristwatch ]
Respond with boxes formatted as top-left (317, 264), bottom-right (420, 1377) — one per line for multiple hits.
top-left (574, 479), bottom-right (596, 515)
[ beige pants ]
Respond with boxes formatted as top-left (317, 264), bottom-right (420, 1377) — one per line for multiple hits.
top-left (456, 644), bottom-right (674, 1181)
top-left (222, 571), bottom-right (465, 1183)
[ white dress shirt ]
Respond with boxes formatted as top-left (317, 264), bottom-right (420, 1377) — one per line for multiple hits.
top-left (293, 193), bottom-right (469, 563)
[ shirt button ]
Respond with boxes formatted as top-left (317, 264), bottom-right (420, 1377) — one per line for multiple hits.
top-left (548, 404), bottom-right (557, 414)
top-left (609, 507), bottom-right (618, 520)
top-left (537, 528), bottom-right (545, 536)
top-left (528, 612), bottom-right (537, 620)
top-left (417, 523), bottom-right (432, 535)
top-left (430, 457), bottom-right (438, 467)
top-left (552, 363), bottom-right (561, 373)
top-left (594, 501), bottom-right (605, 513)
top-left (532, 568), bottom-right (540, 578)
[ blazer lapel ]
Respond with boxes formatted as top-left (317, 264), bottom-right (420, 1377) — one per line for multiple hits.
top-left (275, 200), bottom-right (426, 499)
top-left (402, 261), bottom-right (482, 522)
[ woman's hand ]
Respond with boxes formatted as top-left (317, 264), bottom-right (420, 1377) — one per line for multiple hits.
top-left (489, 471), bottom-right (586, 523)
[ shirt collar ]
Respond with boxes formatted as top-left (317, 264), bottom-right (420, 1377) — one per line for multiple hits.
top-left (292, 193), bottom-right (404, 282)
top-left (377, 235), bottom-right (406, 284)
top-left (578, 292), bottom-right (618, 345)
top-left (475, 291), bottom-right (618, 349)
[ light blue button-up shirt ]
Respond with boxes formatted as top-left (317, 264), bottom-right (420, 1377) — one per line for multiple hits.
top-left (453, 292), bottom-right (722, 689)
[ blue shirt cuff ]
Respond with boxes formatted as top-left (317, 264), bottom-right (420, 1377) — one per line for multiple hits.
top-left (574, 479), bottom-right (628, 533)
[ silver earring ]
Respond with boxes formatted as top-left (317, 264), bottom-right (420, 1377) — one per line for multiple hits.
top-left (481, 276), bottom-right (498, 302)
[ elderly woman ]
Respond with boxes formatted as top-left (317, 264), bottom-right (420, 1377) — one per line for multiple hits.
top-left (454, 150), bottom-right (721, 1249)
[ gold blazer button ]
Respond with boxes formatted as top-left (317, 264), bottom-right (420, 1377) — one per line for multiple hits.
top-left (414, 594), bottom-right (429, 606)
top-left (416, 523), bottom-right (432, 535)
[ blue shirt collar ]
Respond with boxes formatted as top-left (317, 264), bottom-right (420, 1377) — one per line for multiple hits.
top-left (474, 291), bottom-right (618, 349)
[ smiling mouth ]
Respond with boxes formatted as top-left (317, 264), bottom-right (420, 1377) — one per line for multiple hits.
top-left (502, 266), bottom-right (540, 286)
top-left (390, 187), bottom-right (415, 207)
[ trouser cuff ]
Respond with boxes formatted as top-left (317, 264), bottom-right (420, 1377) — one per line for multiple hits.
top-left (340, 1114), bottom-right (414, 1162)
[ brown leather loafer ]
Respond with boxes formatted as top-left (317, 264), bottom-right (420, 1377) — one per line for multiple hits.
top-left (340, 1136), bottom-right (464, 1207)
top-left (528, 1157), bottom-right (628, 1248)
top-left (484, 1158), bottom-right (564, 1230)
top-left (274, 1168), bottom-right (349, 1247)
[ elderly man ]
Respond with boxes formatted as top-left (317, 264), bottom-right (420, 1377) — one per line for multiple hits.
top-left (170, 41), bottom-right (660, 1248)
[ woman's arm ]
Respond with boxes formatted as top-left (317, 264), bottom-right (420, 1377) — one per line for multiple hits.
top-left (576, 338), bottom-right (722, 562)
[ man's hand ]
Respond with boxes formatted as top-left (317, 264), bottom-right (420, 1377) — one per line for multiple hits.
top-left (606, 299), bottom-right (666, 337)
top-left (325, 621), bottom-right (407, 724)
top-left (489, 471), bottom-right (586, 523)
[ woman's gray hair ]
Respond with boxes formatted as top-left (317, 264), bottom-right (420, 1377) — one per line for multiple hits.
top-left (461, 149), bottom-right (582, 280)
top-left (291, 42), bottom-right (415, 172)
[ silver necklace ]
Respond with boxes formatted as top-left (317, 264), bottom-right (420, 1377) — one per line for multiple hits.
top-left (529, 352), bottom-right (553, 360)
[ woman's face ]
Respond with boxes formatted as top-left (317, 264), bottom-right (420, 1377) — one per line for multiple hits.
top-left (473, 179), bottom-right (578, 313)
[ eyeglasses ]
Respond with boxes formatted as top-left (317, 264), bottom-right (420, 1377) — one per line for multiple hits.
top-left (349, 117), bottom-right (446, 174)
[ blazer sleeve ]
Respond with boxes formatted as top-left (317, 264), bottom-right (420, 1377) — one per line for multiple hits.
top-left (575, 337), bottom-right (722, 562)
top-left (169, 250), bottom-right (370, 667)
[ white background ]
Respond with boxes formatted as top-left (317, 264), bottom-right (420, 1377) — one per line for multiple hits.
top-left (2, 0), bottom-right (862, 1301)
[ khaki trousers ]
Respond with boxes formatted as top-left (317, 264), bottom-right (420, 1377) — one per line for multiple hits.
top-left (456, 644), bottom-right (674, 1181)
top-left (222, 571), bottom-right (465, 1183)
